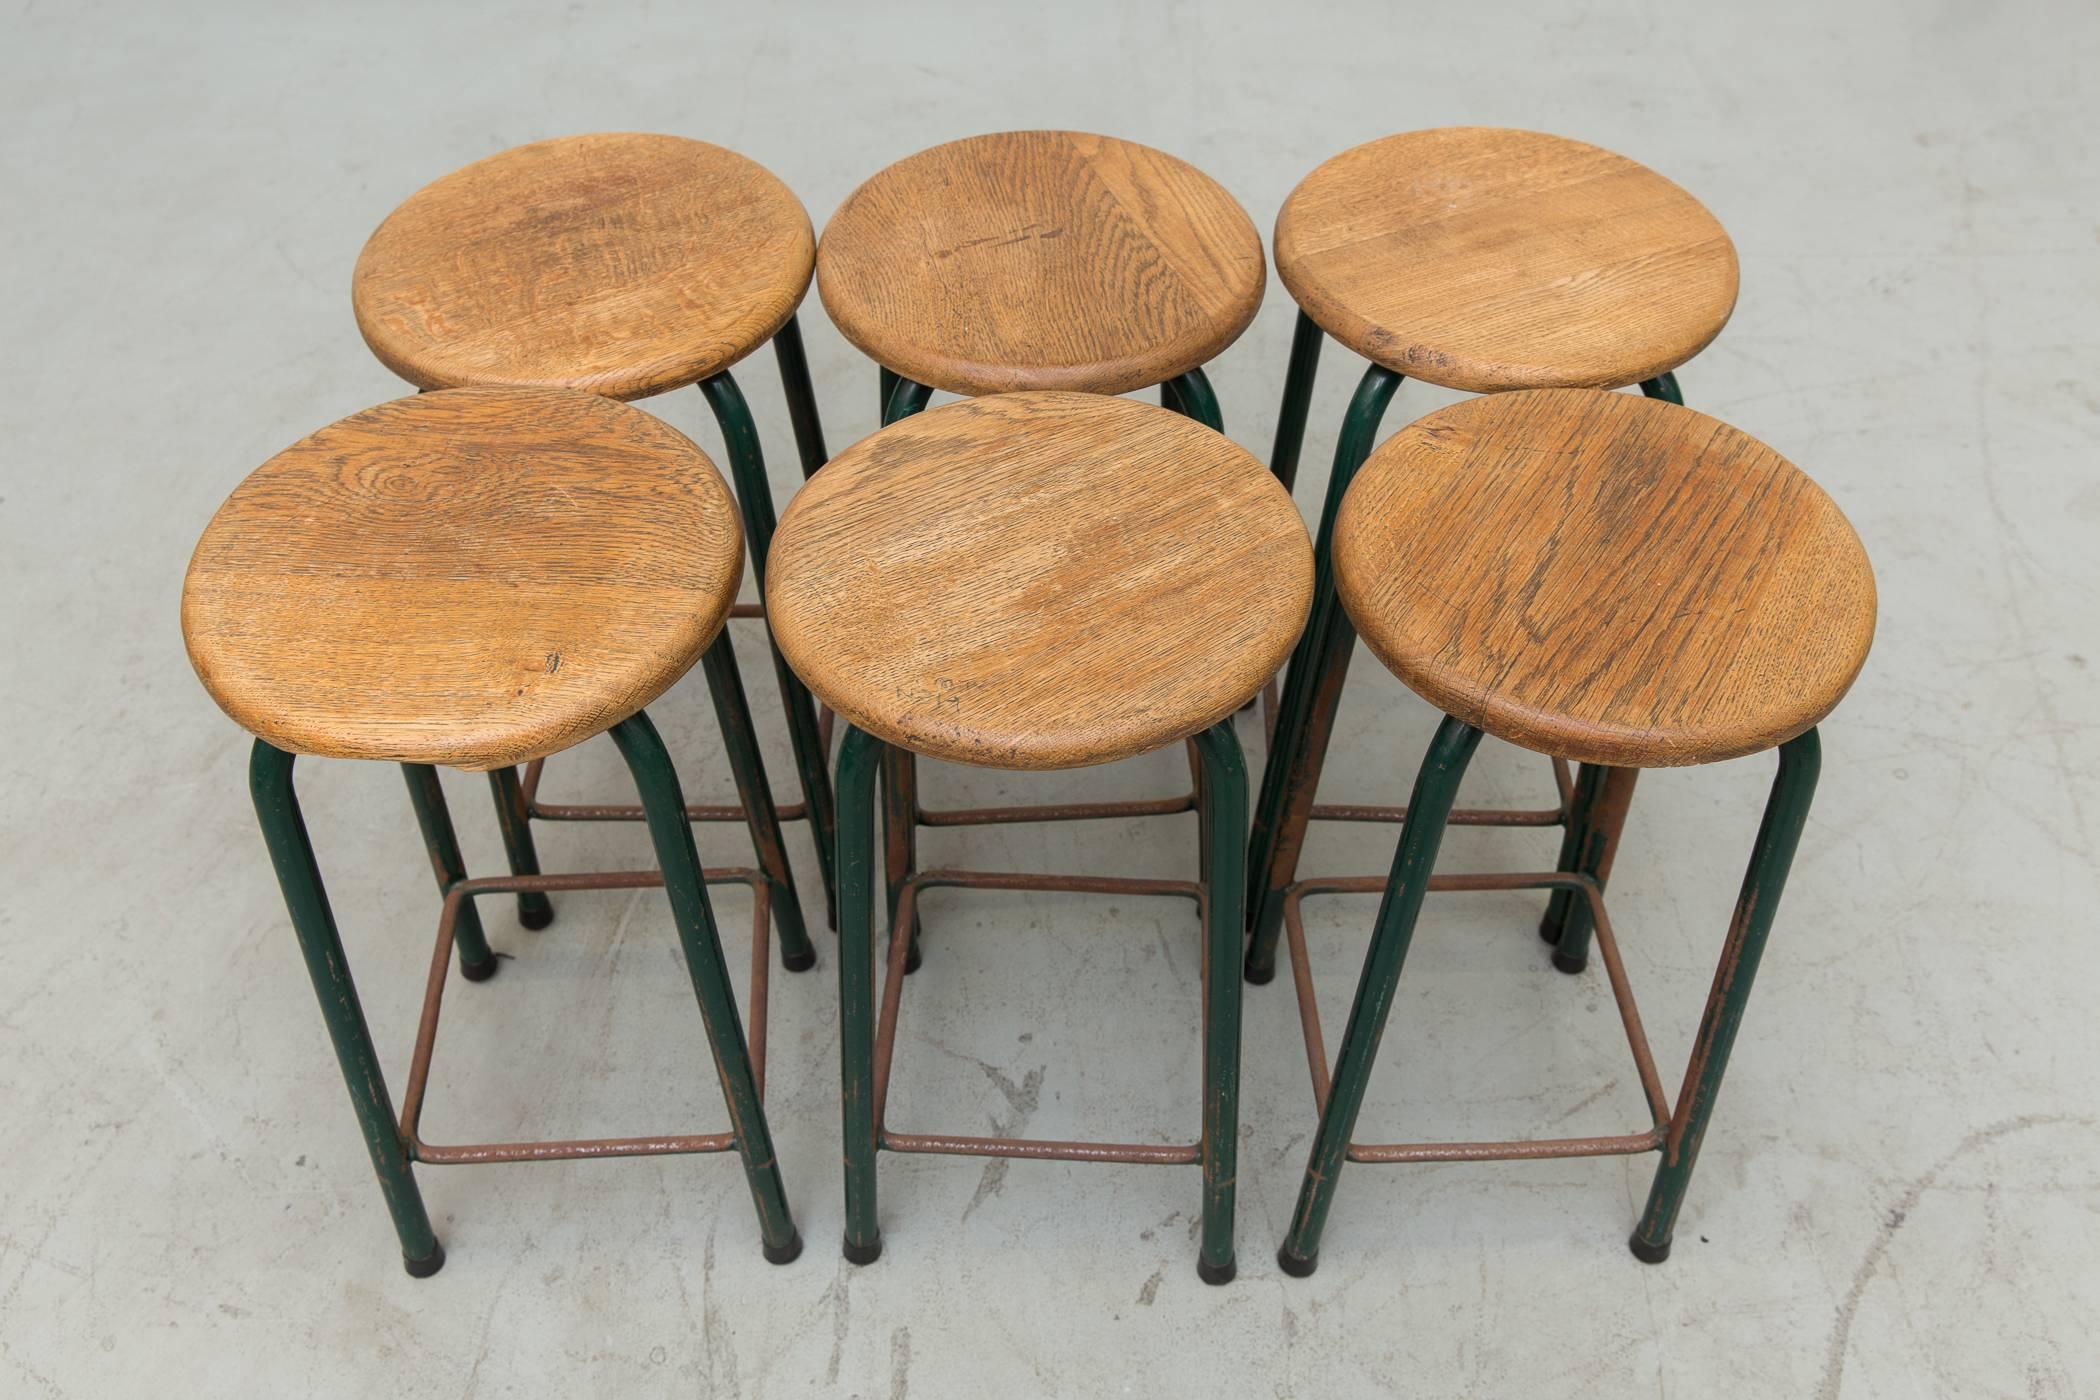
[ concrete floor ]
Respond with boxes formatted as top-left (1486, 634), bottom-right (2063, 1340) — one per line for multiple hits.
top-left (4, 1), bottom-right (2096, 1394)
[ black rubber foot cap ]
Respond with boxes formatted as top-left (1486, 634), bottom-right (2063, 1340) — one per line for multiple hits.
top-left (1197, 1256), bottom-right (1236, 1287)
top-left (1243, 960), bottom-right (1277, 987)
top-left (1628, 1232), bottom-right (1671, 1264)
top-left (781, 948), bottom-right (817, 973)
top-left (902, 947), bottom-right (923, 975)
top-left (460, 955), bottom-right (500, 983)
top-left (1276, 1246), bottom-right (1318, 1278)
top-left (519, 902), bottom-right (555, 931)
top-left (1551, 949), bottom-right (1587, 976)
top-left (1538, 913), bottom-right (1563, 945)
top-left (403, 1241), bottom-right (446, 1278)
top-left (764, 1231), bottom-right (804, 1265)
top-left (843, 1235), bottom-right (883, 1266)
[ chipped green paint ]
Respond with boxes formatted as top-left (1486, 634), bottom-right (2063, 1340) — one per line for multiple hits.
top-left (251, 740), bottom-right (445, 1276)
top-left (608, 709), bottom-right (803, 1263)
top-left (1277, 716), bottom-right (1483, 1275)
top-left (1631, 727), bottom-right (1819, 1262)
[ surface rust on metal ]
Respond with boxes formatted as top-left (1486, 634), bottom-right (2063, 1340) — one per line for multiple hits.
top-left (398, 867), bottom-right (774, 1167)
top-left (1280, 869), bottom-right (1674, 1165)
top-left (1308, 756), bottom-right (1574, 826)
top-left (869, 869), bottom-right (1210, 1167)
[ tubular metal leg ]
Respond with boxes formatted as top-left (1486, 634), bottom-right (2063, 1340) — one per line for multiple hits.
top-left (882, 746), bottom-right (922, 974)
top-left (772, 313), bottom-right (830, 481)
top-left (836, 725), bottom-right (886, 1264)
top-left (1161, 367), bottom-right (1224, 433)
top-left (401, 763), bottom-right (499, 981)
top-left (1629, 729), bottom-right (1819, 1263)
top-left (876, 376), bottom-right (935, 970)
top-left (698, 370), bottom-right (839, 928)
top-left (486, 766), bottom-right (555, 930)
top-left (700, 631), bottom-right (816, 972)
top-left (1244, 365), bottom-right (1406, 979)
top-left (608, 710), bottom-right (802, 1263)
top-left (1540, 766), bottom-right (1639, 973)
top-left (1269, 310), bottom-right (1325, 491)
top-left (1193, 722), bottom-right (1248, 1285)
top-left (1640, 372), bottom-right (1684, 406)
top-left (251, 742), bottom-right (445, 1277)
top-left (1278, 717), bottom-right (1484, 1276)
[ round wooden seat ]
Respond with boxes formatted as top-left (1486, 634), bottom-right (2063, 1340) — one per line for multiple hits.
top-left (765, 393), bottom-right (1310, 769)
top-left (352, 133), bottom-right (815, 401)
top-left (1333, 389), bottom-right (1874, 768)
top-left (182, 387), bottom-right (744, 770)
top-left (816, 131), bottom-right (1266, 397)
top-left (1276, 128), bottom-right (1738, 393)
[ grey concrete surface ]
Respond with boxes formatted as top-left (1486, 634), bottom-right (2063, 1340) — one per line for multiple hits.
top-left (3, 1), bottom-right (2096, 1395)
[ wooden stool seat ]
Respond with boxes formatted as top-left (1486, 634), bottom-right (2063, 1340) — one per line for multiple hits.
top-left (182, 387), bottom-right (744, 770)
top-left (1275, 128), bottom-right (1738, 393)
top-left (1333, 389), bottom-right (1875, 768)
top-left (352, 133), bottom-right (815, 400)
top-left (766, 392), bottom-right (1310, 769)
top-left (816, 131), bottom-right (1266, 397)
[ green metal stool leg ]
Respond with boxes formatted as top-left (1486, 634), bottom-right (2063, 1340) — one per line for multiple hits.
top-left (700, 631), bottom-right (815, 972)
top-left (836, 726), bottom-right (886, 1264)
top-left (1630, 728), bottom-right (1819, 1264)
top-left (485, 767), bottom-right (555, 931)
top-left (401, 763), bottom-right (498, 982)
top-left (1193, 722), bottom-right (1248, 1284)
top-left (251, 742), bottom-right (445, 1277)
top-left (1278, 716), bottom-right (1483, 1277)
top-left (1540, 766), bottom-right (1640, 973)
top-left (608, 709), bottom-right (802, 1263)
top-left (878, 366), bottom-right (901, 420)
top-left (698, 370), bottom-right (839, 930)
top-left (1539, 765), bottom-right (1602, 955)
top-left (1270, 309), bottom-right (1325, 491)
top-left (1640, 372), bottom-right (1684, 406)
top-left (771, 313), bottom-right (829, 481)
top-left (1161, 367), bottom-right (1224, 432)
top-left (883, 374), bottom-right (934, 426)
top-left (877, 375), bottom-right (936, 971)
top-left (1245, 365), bottom-right (1405, 980)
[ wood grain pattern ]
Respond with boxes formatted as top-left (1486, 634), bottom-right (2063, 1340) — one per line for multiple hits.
top-left (1333, 389), bottom-right (1874, 768)
top-left (816, 131), bottom-right (1266, 397)
top-left (765, 393), bottom-right (1311, 769)
top-left (352, 133), bottom-right (815, 401)
top-left (1276, 128), bottom-right (1738, 393)
top-left (182, 387), bottom-right (744, 770)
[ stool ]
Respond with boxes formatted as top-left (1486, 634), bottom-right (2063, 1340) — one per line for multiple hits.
top-left (181, 388), bottom-right (810, 1274)
top-left (1273, 388), bottom-right (1874, 1274)
top-left (815, 129), bottom-right (1269, 965)
top-left (764, 393), bottom-right (1312, 1284)
top-left (352, 131), bottom-right (841, 925)
top-left (1246, 127), bottom-right (1742, 981)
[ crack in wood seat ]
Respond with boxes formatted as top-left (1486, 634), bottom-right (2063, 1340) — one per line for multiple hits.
top-left (182, 387), bottom-right (744, 770)
top-left (765, 393), bottom-right (1311, 769)
top-left (1276, 127), bottom-right (1738, 393)
top-left (816, 131), bottom-right (1266, 397)
top-left (1333, 389), bottom-right (1875, 768)
top-left (352, 132), bottom-right (815, 400)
